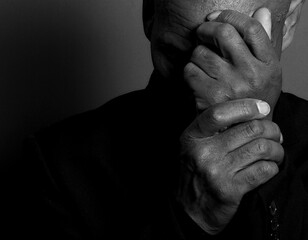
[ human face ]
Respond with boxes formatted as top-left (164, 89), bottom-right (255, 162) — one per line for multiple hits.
top-left (150, 0), bottom-right (291, 80)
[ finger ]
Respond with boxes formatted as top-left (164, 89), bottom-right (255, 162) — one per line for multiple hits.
top-left (190, 98), bottom-right (271, 137)
top-left (227, 138), bottom-right (284, 172)
top-left (221, 120), bottom-right (282, 152)
top-left (190, 45), bottom-right (231, 79)
top-left (213, 10), bottom-right (275, 63)
top-left (196, 21), bottom-right (253, 66)
top-left (184, 62), bottom-right (227, 110)
top-left (253, 7), bottom-right (272, 40)
top-left (236, 160), bottom-right (279, 194)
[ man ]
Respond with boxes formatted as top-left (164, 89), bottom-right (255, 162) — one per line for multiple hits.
top-left (12, 0), bottom-right (307, 239)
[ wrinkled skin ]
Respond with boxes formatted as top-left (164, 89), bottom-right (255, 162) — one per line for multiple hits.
top-left (150, 0), bottom-right (291, 115)
top-left (147, 0), bottom-right (293, 235)
top-left (178, 98), bottom-right (284, 233)
top-left (150, 0), bottom-right (290, 81)
top-left (184, 9), bottom-right (282, 117)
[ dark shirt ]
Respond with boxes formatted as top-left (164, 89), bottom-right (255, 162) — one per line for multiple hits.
top-left (3, 73), bottom-right (308, 239)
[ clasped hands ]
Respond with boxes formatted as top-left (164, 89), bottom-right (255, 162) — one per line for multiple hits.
top-left (178, 8), bottom-right (284, 234)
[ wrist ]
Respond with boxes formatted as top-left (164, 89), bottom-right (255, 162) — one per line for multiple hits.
top-left (177, 180), bottom-right (225, 235)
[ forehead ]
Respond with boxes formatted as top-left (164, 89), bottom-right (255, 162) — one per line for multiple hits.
top-left (158, 0), bottom-right (261, 15)
top-left (156, 0), bottom-right (289, 23)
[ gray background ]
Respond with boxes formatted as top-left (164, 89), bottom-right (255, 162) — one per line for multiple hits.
top-left (0, 0), bottom-right (307, 168)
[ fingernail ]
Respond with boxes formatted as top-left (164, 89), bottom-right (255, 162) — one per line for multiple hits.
top-left (253, 7), bottom-right (272, 40)
top-left (257, 100), bottom-right (270, 115)
top-left (280, 133), bottom-right (284, 144)
top-left (207, 11), bottom-right (222, 21)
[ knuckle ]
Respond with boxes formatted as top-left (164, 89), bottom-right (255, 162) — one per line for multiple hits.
top-left (238, 100), bottom-right (253, 117)
top-left (245, 67), bottom-right (259, 84)
top-left (216, 23), bottom-right (236, 40)
top-left (241, 63), bottom-right (262, 89)
top-left (258, 162), bottom-right (278, 177)
top-left (245, 172), bottom-right (258, 187)
top-left (257, 163), bottom-right (268, 176)
top-left (206, 164), bottom-right (220, 180)
top-left (181, 139), bottom-right (209, 169)
top-left (209, 107), bottom-right (225, 126)
top-left (189, 139), bottom-right (205, 158)
top-left (237, 146), bottom-right (252, 162)
top-left (192, 45), bottom-right (207, 59)
top-left (226, 153), bottom-right (236, 166)
top-left (245, 20), bottom-right (262, 37)
top-left (246, 120), bottom-right (264, 138)
top-left (196, 154), bottom-right (222, 181)
top-left (245, 162), bottom-right (277, 187)
top-left (255, 139), bottom-right (270, 156)
top-left (196, 144), bottom-right (210, 161)
top-left (235, 143), bottom-right (255, 161)
top-left (211, 87), bottom-right (231, 104)
top-left (186, 137), bottom-right (224, 172)
top-left (190, 141), bottom-right (215, 166)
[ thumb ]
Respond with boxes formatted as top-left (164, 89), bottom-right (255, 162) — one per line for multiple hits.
top-left (253, 7), bottom-right (272, 40)
top-left (186, 99), bottom-right (270, 138)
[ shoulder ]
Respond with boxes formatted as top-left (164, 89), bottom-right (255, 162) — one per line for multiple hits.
top-left (27, 89), bottom-right (154, 192)
top-left (41, 89), bottom-right (149, 133)
top-left (34, 89), bottom-right (150, 154)
top-left (21, 89), bottom-right (156, 238)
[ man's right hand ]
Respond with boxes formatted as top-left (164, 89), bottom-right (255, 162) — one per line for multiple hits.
top-left (183, 8), bottom-right (282, 121)
top-left (177, 98), bottom-right (284, 235)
